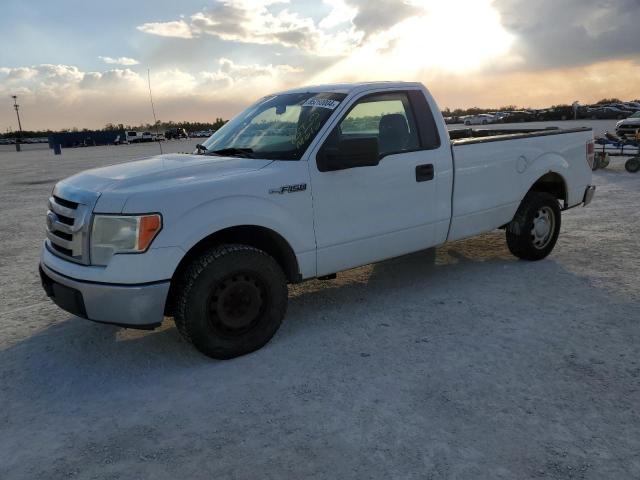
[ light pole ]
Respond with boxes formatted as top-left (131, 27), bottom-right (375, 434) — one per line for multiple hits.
top-left (11, 95), bottom-right (23, 151)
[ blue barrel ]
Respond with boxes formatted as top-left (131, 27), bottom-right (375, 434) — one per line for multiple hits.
top-left (53, 144), bottom-right (61, 155)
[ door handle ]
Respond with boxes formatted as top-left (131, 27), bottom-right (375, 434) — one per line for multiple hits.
top-left (415, 164), bottom-right (434, 182)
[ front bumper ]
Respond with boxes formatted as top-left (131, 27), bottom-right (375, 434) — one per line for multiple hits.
top-left (40, 263), bottom-right (170, 329)
top-left (583, 185), bottom-right (596, 207)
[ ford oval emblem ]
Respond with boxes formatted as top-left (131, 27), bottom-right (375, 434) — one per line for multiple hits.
top-left (46, 211), bottom-right (58, 230)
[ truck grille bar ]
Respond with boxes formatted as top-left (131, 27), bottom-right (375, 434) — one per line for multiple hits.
top-left (45, 187), bottom-right (98, 265)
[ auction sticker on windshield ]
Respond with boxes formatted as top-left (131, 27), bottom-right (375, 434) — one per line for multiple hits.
top-left (302, 98), bottom-right (341, 110)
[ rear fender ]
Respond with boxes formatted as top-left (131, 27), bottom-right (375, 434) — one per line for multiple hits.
top-left (520, 153), bottom-right (569, 203)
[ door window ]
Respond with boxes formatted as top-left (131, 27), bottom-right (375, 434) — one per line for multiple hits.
top-left (327, 92), bottom-right (420, 159)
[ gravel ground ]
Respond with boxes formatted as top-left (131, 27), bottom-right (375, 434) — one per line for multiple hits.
top-left (0, 129), bottom-right (639, 479)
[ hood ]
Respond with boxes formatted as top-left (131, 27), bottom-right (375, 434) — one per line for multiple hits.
top-left (54, 153), bottom-right (273, 213)
top-left (57, 154), bottom-right (273, 194)
top-left (619, 117), bottom-right (640, 126)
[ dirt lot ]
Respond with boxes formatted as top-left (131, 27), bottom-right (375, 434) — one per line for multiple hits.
top-left (1, 133), bottom-right (639, 479)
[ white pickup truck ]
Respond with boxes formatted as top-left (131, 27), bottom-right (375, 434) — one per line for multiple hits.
top-left (40, 82), bottom-right (596, 359)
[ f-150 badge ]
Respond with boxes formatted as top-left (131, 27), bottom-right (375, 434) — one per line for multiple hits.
top-left (269, 184), bottom-right (307, 195)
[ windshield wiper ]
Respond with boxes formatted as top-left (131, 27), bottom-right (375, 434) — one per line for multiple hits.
top-left (206, 147), bottom-right (255, 158)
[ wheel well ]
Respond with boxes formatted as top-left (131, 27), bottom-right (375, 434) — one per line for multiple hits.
top-left (164, 226), bottom-right (300, 316)
top-left (528, 172), bottom-right (567, 208)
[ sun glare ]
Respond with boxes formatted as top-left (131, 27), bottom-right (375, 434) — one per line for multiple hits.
top-left (395, 0), bottom-right (514, 71)
top-left (312, 0), bottom-right (514, 84)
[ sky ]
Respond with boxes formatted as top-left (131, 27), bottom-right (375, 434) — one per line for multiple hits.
top-left (1, 0), bottom-right (639, 130)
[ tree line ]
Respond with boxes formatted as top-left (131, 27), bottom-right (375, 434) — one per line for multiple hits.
top-left (1, 118), bottom-right (228, 139)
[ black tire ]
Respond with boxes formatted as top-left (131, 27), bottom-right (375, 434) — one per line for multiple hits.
top-left (174, 244), bottom-right (288, 359)
top-left (506, 192), bottom-right (561, 261)
top-left (592, 155), bottom-right (600, 171)
top-left (625, 157), bottom-right (640, 173)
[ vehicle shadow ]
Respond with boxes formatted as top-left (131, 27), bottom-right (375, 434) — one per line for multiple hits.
top-left (0, 232), bottom-right (610, 401)
top-left (284, 232), bottom-right (516, 335)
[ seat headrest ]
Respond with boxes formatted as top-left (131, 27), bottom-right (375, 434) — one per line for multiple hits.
top-left (379, 114), bottom-right (409, 136)
top-left (378, 114), bottom-right (410, 153)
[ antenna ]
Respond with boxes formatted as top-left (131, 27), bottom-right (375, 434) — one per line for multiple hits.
top-left (147, 69), bottom-right (163, 154)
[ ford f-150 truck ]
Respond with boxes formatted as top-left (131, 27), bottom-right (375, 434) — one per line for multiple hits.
top-left (40, 82), bottom-right (596, 359)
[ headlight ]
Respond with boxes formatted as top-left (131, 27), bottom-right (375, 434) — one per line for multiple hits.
top-left (90, 214), bottom-right (162, 266)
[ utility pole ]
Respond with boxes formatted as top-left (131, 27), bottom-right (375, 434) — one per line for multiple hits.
top-left (11, 95), bottom-right (23, 152)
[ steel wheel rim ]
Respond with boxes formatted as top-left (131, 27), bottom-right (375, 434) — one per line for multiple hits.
top-left (531, 206), bottom-right (556, 250)
top-left (208, 273), bottom-right (266, 336)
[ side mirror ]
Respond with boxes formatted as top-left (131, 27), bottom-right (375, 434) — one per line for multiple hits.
top-left (318, 137), bottom-right (380, 172)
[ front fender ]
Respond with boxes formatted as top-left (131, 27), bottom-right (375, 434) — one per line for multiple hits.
top-left (151, 194), bottom-right (317, 279)
top-left (170, 195), bottom-right (314, 253)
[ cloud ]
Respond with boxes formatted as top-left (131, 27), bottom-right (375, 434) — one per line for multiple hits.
top-left (345, 0), bottom-right (422, 38)
top-left (99, 56), bottom-right (140, 66)
top-left (200, 57), bottom-right (303, 88)
top-left (319, 0), bottom-right (358, 29)
top-left (136, 0), bottom-right (364, 56)
top-left (0, 58), bottom-right (305, 128)
top-left (137, 19), bottom-right (194, 39)
top-left (79, 69), bottom-right (144, 90)
top-left (493, 0), bottom-right (640, 69)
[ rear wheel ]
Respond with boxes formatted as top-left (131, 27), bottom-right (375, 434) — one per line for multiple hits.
top-left (174, 244), bottom-right (288, 359)
top-left (506, 192), bottom-right (561, 261)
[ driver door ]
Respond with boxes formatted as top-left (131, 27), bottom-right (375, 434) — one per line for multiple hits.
top-left (308, 90), bottom-right (445, 276)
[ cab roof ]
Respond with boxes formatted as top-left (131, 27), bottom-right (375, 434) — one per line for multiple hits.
top-left (275, 81), bottom-right (424, 96)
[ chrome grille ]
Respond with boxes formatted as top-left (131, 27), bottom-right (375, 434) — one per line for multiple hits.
top-left (45, 186), bottom-right (98, 264)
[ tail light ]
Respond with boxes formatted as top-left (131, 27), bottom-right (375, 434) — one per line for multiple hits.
top-left (586, 140), bottom-right (595, 169)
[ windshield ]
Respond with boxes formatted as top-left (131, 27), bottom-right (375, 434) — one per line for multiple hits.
top-left (200, 92), bottom-right (346, 160)
top-left (630, 111), bottom-right (640, 119)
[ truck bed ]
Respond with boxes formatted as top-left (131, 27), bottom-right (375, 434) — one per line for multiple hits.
top-left (446, 126), bottom-right (594, 242)
top-left (449, 127), bottom-right (592, 144)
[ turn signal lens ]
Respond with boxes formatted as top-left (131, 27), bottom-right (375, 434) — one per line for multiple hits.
top-left (138, 214), bottom-right (162, 251)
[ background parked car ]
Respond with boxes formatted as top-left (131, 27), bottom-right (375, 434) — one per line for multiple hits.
top-left (190, 129), bottom-right (215, 138)
top-left (587, 106), bottom-right (631, 120)
top-left (464, 114), bottom-right (496, 125)
top-left (535, 106), bottom-right (576, 121)
top-left (125, 131), bottom-right (141, 143)
top-left (503, 111), bottom-right (536, 123)
top-left (616, 111), bottom-right (640, 138)
top-left (165, 128), bottom-right (188, 139)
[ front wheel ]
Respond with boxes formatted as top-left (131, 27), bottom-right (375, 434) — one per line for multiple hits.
top-left (174, 244), bottom-right (288, 359)
top-left (506, 192), bottom-right (561, 261)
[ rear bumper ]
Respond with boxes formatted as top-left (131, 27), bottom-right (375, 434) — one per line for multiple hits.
top-left (40, 263), bottom-right (169, 329)
top-left (583, 185), bottom-right (596, 206)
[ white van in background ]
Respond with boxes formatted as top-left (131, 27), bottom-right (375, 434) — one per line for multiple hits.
top-left (125, 131), bottom-right (141, 143)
